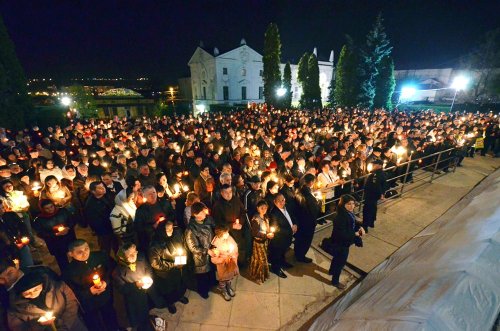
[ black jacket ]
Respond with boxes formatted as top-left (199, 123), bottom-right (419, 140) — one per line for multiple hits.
top-left (32, 208), bottom-right (76, 255)
top-left (62, 251), bottom-right (113, 310)
top-left (268, 206), bottom-right (296, 251)
top-left (296, 186), bottom-right (320, 230)
top-left (84, 194), bottom-right (114, 235)
top-left (185, 217), bottom-right (215, 273)
top-left (331, 207), bottom-right (359, 248)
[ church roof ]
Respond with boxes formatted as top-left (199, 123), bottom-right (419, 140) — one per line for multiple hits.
top-left (99, 88), bottom-right (143, 97)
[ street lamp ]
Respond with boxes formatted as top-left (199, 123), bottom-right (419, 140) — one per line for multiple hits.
top-left (400, 86), bottom-right (416, 102)
top-left (61, 96), bottom-right (72, 106)
top-left (450, 76), bottom-right (469, 112)
top-left (276, 87), bottom-right (286, 97)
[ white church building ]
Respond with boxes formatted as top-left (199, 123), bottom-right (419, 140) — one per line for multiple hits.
top-left (188, 39), bottom-right (334, 113)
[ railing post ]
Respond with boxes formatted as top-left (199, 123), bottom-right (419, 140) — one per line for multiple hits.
top-left (452, 148), bottom-right (458, 173)
top-left (430, 152), bottom-right (442, 183)
top-left (400, 157), bottom-right (413, 196)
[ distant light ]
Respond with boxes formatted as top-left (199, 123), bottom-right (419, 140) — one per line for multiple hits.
top-left (451, 76), bottom-right (469, 90)
top-left (61, 96), bottom-right (72, 106)
top-left (400, 86), bottom-right (417, 100)
top-left (276, 87), bottom-right (286, 97)
top-left (195, 104), bottom-right (206, 113)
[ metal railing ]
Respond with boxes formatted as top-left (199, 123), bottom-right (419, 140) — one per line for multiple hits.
top-left (313, 147), bottom-right (460, 227)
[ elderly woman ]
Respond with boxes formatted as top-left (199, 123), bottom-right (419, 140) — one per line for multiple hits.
top-left (32, 199), bottom-right (76, 270)
top-left (40, 175), bottom-right (73, 211)
top-left (110, 186), bottom-right (137, 246)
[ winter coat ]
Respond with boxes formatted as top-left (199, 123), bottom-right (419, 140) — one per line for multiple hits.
top-left (109, 194), bottom-right (136, 242)
top-left (32, 208), bottom-right (76, 256)
top-left (185, 217), bottom-right (215, 274)
top-left (8, 272), bottom-right (87, 331)
top-left (210, 235), bottom-right (239, 281)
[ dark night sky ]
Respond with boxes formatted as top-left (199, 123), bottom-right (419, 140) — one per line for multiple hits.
top-left (1, 0), bottom-right (499, 85)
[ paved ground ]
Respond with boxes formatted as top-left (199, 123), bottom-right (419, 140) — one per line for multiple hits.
top-left (33, 155), bottom-right (499, 330)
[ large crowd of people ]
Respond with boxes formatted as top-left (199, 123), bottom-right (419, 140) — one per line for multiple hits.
top-left (0, 107), bottom-right (498, 330)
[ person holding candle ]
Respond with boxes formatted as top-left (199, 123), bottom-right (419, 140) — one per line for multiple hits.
top-left (249, 200), bottom-right (273, 284)
top-left (268, 194), bottom-right (297, 278)
top-left (212, 184), bottom-right (250, 266)
top-left (40, 176), bottom-right (73, 210)
top-left (113, 242), bottom-right (156, 330)
top-left (0, 202), bottom-right (34, 269)
top-left (149, 221), bottom-right (189, 314)
top-left (63, 239), bottom-right (119, 331)
top-left (362, 159), bottom-right (387, 233)
top-left (109, 186), bottom-right (137, 246)
top-left (210, 224), bottom-right (239, 301)
top-left (185, 202), bottom-right (216, 299)
top-left (7, 268), bottom-right (87, 330)
top-left (32, 200), bottom-right (76, 271)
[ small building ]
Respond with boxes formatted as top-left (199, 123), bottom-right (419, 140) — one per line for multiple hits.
top-left (188, 39), bottom-right (334, 113)
top-left (94, 88), bottom-right (155, 118)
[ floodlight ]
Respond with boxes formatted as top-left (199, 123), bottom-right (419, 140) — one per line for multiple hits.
top-left (400, 86), bottom-right (416, 100)
top-left (451, 76), bottom-right (469, 91)
top-left (61, 96), bottom-right (72, 106)
top-left (276, 87), bottom-right (286, 97)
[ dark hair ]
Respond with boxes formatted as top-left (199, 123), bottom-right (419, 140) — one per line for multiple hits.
top-left (155, 184), bottom-right (165, 193)
top-left (215, 224), bottom-right (230, 238)
top-left (256, 200), bottom-right (268, 209)
top-left (125, 175), bottom-right (138, 188)
top-left (338, 194), bottom-right (356, 209)
top-left (0, 256), bottom-right (16, 275)
top-left (220, 183), bottom-right (232, 192)
top-left (119, 241), bottom-right (136, 253)
top-left (44, 175), bottom-right (58, 185)
top-left (89, 181), bottom-right (103, 192)
top-left (39, 199), bottom-right (54, 208)
top-left (303, 173), bottom-right (316, 186)
top-left (191, 202), bottom-right (207, 216)
top-left (68, 239), bottom-right (88, 252)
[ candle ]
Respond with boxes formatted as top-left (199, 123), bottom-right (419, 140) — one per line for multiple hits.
top-left (31, 181), bottom-right (42, 191)
top-left (102, 162), bottom-right (108, 168)
top-left (141, 276), bottom-right (153, 289)
top-left (57, 225), bottom-right (65, 233)
top-left (367, 163), bottom-right (373, 172)
top-left (142, 197), bottom-right (147, 203)
top-left (270, 226), bottom-right (276, 233)
top-left (174, 248), bottom-right (187, 265)
top-left (174, 184), bottom-right (180, 193)
top-left (182, 185), bottom-right (189, 192)
top-left (228, 243), bottom-right (235, 253)
top-left (235, 219), bottom-right (239, 225)
top-left (92, 273), bottom-right (102, 287)
top-left (20, 236), bottom-right (30, 245)
top-left (183, 171), bottom-right (188, 176)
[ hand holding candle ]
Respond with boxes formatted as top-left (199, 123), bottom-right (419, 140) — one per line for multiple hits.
top-left (174, 248), bottom-right (187, 266)
top-left (92, 273), bottom-right (102, 288)
top-left (38, 311), bottom-right (56, 327)
top-left (140, 276), bottom-right (153, 289)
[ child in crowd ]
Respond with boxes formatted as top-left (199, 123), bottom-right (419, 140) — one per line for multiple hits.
top-left (249, 200), bottom-right (274, 284)
top-left (210, 224), bottom-right (239, 301)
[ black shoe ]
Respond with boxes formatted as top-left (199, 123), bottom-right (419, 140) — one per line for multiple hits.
top-left (296, 256), bottom-right (313, 263)
top-left (362, 226), bottom-right (369, 233)
top-left (199, 292), bottom-right (209, 299)
top-left (318, 220), bottom-right (326, 225)
top-left (167, 304), bottom-right (177, 314)
top-left (282, 261), bottom-right (294, 269)
top-left (331, 282), bottom-right (346, 290)
top-left (272, 269), bottom-right (287, 278)
top-left (178, 296), bottom-right (189, 304)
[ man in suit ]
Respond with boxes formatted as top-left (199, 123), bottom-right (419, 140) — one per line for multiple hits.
top-left (295, 174), bottom-right (320, 263)
top-left (268, 193), bottom-right (297, 278)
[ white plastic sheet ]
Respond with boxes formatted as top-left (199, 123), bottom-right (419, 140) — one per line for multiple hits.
top-left (310, 170), bottom-right (500, 331)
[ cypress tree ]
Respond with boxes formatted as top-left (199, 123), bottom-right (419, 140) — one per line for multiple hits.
top-left (373, 56), bottom-right (396, 110)
top-left (334, 44), bottom-right (359, 107)
top-left (297, 52), bottom-right (310, 108)
top-left (358, 13), bottom-right (392, 109)
top-left (327, 71), bottom-right (335, 106)
top-left (263, 23), bottom-right (282, 108)
top-left (308, 54), bottom-right (322, 109)
top-left (282, 62), bottom-right (292, 109)
top-left (0, 15), bottom-right (31, 129)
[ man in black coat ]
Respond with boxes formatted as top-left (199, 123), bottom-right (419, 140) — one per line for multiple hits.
top-left (63, 239), bottom-right (119, 331)
top-left (268, 193), bottom-right (297, 278)
top-left (243, 175), bottom-right (263, 222)
top-left (84, 181), bottom-right (116, 256)
top-left (362, 160), bottom-right (386, 232)
top-left (295, 174), bottom-right (320, 263)
top-left (212, 184), bottom-right (249, 265)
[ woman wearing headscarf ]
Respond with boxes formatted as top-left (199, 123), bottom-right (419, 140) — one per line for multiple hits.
top-left (148, 221), bottom-right (189, 314)
top-left (40, 175), bottom-right (73, 211)
top-left (8, 269), bottom-right (87, 330)
top-left (32, 199), bottom-right (76, 271)
top-left (113, 242), bottom-right (155, 331)
top-left (110, 186), bottom-right (137, 246)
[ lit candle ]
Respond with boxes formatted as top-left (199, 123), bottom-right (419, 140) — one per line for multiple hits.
top-left (57, 225), bottom-right (65, 233)
top-left (235, 219), bottom-right (239, 225)
top-left (182, 185), bottom-right (189, 192)
top-left (31, 182), bottom-right (42, 191)
top-left (183, 171), bottom-right (188, 176)
top-left (174, 184), bottom-right (180, 193)
top-left (142, 197), bottom-right (147, 203)
top-left (367, 163), bottom-right (373, 172)
top-left (228, 243), bottom-right (235, 253)
top-left (20, 236), bottom-right (30, 245)
top-left (102, 162), bottom-right (108, 168)
top-left (174, 248), bottom-right (187, 265)
top-left (92, 273), bottom-right (102, 287)
top-left (140, 276), bottom-right (153, 289)
top-left (270, 226), bottom-right (276, 233)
